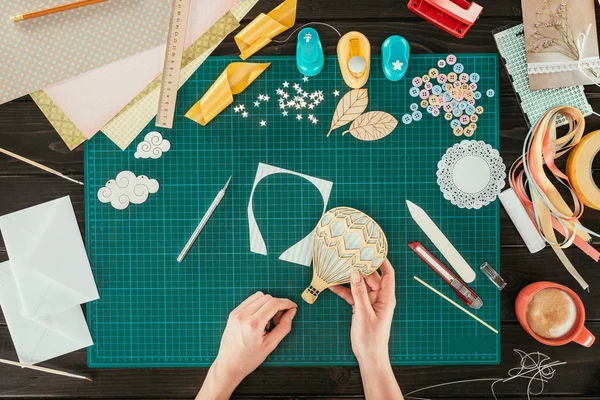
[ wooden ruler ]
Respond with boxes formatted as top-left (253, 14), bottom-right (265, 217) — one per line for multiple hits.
top-left (156, 0), bottom-right (191, 129)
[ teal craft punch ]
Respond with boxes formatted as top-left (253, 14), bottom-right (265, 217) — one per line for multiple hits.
top-left (296, 27), bottom-right (324, 76)
top-left (381, 35), bottom-right (410, 81)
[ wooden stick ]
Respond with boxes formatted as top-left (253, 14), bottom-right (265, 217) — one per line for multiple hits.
top-left (413, 276), bottom-right (499, 334)
top-left (0, 358), bottom-right (92, 382)
top-left (0, 147), bottom-right (83, 186)
top-left (11, 0), bottom-right (108, 22)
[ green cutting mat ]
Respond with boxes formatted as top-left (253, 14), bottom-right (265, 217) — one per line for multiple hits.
top-left (85, 54), bottom-right (500, 367)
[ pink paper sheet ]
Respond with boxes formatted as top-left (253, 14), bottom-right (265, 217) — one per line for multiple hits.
top-left (43, 0), bottom-right (240, 139)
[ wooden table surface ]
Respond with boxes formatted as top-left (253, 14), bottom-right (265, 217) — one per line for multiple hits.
top-left (1, 0), bottom-right (599, 398)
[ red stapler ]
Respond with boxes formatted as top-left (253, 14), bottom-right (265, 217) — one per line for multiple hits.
top-left (408, 0), bottom-right (483, 39)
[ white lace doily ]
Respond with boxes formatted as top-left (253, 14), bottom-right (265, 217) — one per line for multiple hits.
top-left (437, 140), bottom-right (506, 209)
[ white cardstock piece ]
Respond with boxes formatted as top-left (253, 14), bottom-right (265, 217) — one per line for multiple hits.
top-left (248, 163), bottom-right (333, 266)
top-left (134, 131), bottom-right (171, 159)
top-left (437, 140), bottom-right (506, 209)
top-left (98, 171), bottom-right (160, 210)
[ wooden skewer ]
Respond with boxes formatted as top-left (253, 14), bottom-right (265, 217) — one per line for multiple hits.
top-left (0, 147), bottom-right (83, 186)
top-left (11, 0), bottom-right (108, 22)
top-left (0, 358), bottom-right (92, 382)
top-left (414, 276), bottom-right (499, 334)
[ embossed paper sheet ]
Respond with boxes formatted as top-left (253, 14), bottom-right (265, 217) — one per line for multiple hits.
top-left (0, 0), bottom-right (171, 105)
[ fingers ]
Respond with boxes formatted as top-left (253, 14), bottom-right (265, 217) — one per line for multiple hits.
top-left (350, 271), bottom-right (374, 317)
top-left (244, 293), bottom-right (273, 315)
top-left (379, 259), bottom-right (397, 303)
top-left (329, 284), bottom-right (355, 305)
top-left (265, 308), bottom-right (297, 351)
top-left (364, 271), bottom-right (381, 291)
top-left (255, 297), bottom-right (297, 326)
top-left (231, 291), bottom-right (264, 315)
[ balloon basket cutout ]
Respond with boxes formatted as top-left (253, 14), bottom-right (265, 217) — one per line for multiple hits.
top-left (302, 207), bottom-right (388, 304)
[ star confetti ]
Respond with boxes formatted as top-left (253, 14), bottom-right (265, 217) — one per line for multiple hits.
top-left (283, 81), bottom-right (290, 88)
top-left (242, 111), bottom-right (249, 118)
top-left (233, 105), bottom-right (240, 113)
top-left (302, 76), bottom-right (309, 82)
top-left (259, 120), bottom-right (266, 127)
top-left (282, 110), bottom-right (288, 117)
top-left (296, 114), bottom-right (302, 120)
top-left (333, 90), bottom-right (340, 97)
top-left (254, 101), bottom-right (260, 107)
top-left (238, 104), bottom-right (245, 111)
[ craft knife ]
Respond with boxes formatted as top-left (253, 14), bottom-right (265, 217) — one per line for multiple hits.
top-left (409, 241), bottom-right (482, 309)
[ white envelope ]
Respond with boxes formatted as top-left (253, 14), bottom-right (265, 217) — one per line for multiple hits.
top-left (0, 262), bottom-right (93, 364)
top-left (0, 196), bottom-right (99, 317)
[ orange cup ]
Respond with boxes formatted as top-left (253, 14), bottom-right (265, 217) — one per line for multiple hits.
top-left (516, 282), bottom-right (595, 347)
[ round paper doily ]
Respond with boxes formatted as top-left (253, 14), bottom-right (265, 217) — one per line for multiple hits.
top-left (437, 140), bottom-right (506, 209)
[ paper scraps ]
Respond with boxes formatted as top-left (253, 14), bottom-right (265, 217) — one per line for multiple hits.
top-left (405, 55), bottom-right (495, 137)
top-left (186, 62), bottom-right (271, 126)
top-left (437, 140), bottom-right (506, 209)
top-left (342, 111), bottom-right (398, 141)
top-left (248, 163), bottom-right (333, 266)
top-left (134, 132), bottom-right (171, 159)
top-left (327, 89), bottom-right (369, 136)
top-left (235, 0), bottom-right (297, 60)
top-left (98, 171), bottom-right (160, 210)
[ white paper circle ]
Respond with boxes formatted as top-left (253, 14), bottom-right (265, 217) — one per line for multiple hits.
top-left (452, 156), bottom-right (490, 194)
top-left (348, 56), bottom-right (366, 73)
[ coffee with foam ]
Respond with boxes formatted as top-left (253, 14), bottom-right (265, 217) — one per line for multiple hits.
top-left (526, 288), bottom-right (577, 339)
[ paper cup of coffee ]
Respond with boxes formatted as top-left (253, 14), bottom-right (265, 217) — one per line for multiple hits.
top-left (516, 282), bottom-right (595, 347)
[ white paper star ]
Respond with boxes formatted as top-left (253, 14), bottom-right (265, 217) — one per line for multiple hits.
top-left (283, 93), bottom-right (289, 99)
top-left (308, 114), bottom-right (314, 121)
top-left (254, 101), bottom-right (260, 107)
top-left (242, 111), bottom-right (249, 118)
top-left (333, 90), bottom-right (340, 97)
top-left (308, 104), bottom-right (315, 109)
top-left (282, 110), bottom-right (289, 117)
top-left (264, 95), bottom-right (270, 102)
top-left (296, 114), bottom-right (302, 120)
top-left (300, 100), bottom-right (307, 108)
top-left (276, 88), bottom-right (284, 95)
top-left (314, 99), bottom-right (321, 105)
top-left (302, 76), bottom-right (309, 82)
top-left (259, 120), bottom-right (266, 127)
top-left (238, 104), bottom-right (245, 111)
top-left (233, 106), bottom-right (240, 113)
top-left (258, 94), bottom-right (265, 101)
top-left (312, 117), bottom-right (318, 124)
top-left (279, 103), bottom-right (286, 109)
top-left (288, 101), bottom-right (296, 107)
top-left (295, 103), bottom-right (302, 110)
top-left (392, 60), bottom-right (403, 70)
top-left (283, 81), bottom-right (290, 88)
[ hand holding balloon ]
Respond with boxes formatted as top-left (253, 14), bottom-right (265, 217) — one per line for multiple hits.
top-left (330, 260), bottom-right (396, 362)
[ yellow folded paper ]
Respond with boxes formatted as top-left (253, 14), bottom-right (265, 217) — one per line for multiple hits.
top-left (234, 0), bottom-right (297, 60)
top-left (185, 62), bottom-right (270, 126)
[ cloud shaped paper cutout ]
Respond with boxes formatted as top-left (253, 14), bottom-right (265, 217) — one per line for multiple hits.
top-left (98, 171), bottom-right (160, 210)
top-left (134, 131), bottom-right (171, 159)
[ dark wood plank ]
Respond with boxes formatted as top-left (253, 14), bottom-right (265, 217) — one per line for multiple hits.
top-left (0, 324), bottom-right (597, 399)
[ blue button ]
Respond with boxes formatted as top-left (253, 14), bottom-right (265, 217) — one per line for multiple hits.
top-left (453, 63), bottom-right (464, 73)
top-left (426, 105), bottom-right (435, 113)
top-left (402, 114), bottom-right (413, 124)
top-left (459, 100), bottom-right (468, 110)
top-left (486, 89), bottom-right (495, 97)
top-left (410, 103), bottom-right (419, 111)
top-left (409, 87), bottom-right (420, 97)
top-left (443, 92), bottom-right (452, 102)
top-left (466, 105), bottom-right (476, 115)
top-left (452, 107), bottom-right (462, 117)
top-left (474, 91), bottom-right (482, 100)
top-left (432, 85), bottom-right (442, 95)
top-left (450, 119), bottom-right (460, 128)
top-left (450, 100), bottom-right (458, 108)
top-left (412, 111), bottom-right (422, 121)
top-left (469, 73), bottom-right (480, 83)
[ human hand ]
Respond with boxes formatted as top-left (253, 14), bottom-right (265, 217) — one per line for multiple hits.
top-left (330, 259), bottom-right (396, 364)
top-left (214, 292), bottom-right (297, 382)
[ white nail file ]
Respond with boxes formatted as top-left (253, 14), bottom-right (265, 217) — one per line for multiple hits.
top-left (406, 200), bottom-right (476, 283)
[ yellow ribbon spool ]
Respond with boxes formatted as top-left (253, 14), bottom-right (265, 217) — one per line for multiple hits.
top-left (567, 130), bottom-right (600, 210)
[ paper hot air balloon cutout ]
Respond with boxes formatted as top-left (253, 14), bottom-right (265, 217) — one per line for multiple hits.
top-left (302, 207), bottom-right (388, 304)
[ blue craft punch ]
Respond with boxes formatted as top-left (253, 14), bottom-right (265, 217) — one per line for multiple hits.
top-left (381, 35), bottom-right (410, 81)
top-left (296, 27), bottom-right (324, 77)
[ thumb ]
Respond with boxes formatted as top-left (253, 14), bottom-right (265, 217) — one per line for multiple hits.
top-left (265, 308), bottom-right (296, 351)
top-left (350, 271), bottom-right (373, 316)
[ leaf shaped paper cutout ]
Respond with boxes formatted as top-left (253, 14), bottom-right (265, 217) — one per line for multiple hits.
top-left (342, 111), bottom-right (398, 141)
top-left (327, 89), bottom-right (368, 136)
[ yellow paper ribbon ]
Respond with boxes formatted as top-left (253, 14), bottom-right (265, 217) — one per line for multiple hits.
top-left (234, 0), bottom-right (297, 60)
top-left (567, 130), bottom-right (600, 210)
top-left (185, 62), bottom-right (270, 126)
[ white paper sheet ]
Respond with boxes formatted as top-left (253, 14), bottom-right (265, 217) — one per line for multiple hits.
top-left (0, 197), bottom-right (99, 317)
top-left (248, 163), bottom-right (333, 266)
top-left (43, 0), bottom-right (241, 138)
top-left (0, 263), bottom-right (93, 365)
